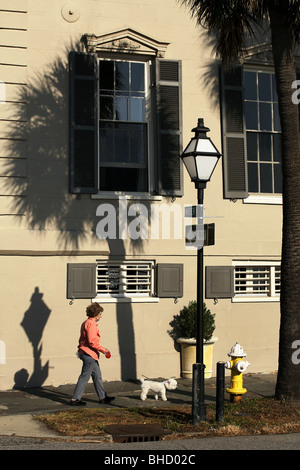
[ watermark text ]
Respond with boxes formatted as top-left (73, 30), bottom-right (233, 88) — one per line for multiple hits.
top-left (95, 197), bottom-right (209, 249)
top-left (292, 80), bottom-right (300, 104)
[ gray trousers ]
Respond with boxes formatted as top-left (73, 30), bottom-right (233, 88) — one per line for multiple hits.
top-left (72, 352), bottom-right (106, 400)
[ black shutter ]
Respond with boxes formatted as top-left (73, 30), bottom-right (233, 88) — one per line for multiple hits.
top-left (220, 66), bottom-right (248, 199)
top-left (67, 263), bottom-right (97, 299)
top-left (156, 263), bottom-right (183, 298)
top-left (156, 59), bottom-right (183, 197)
top-left (69, 51), bottom-right (99, 194)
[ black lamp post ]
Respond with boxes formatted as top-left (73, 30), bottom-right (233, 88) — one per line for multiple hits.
top-left (180, 118), bottom-right (221, 424)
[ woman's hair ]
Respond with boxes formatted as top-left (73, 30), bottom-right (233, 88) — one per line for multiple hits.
top-left (86, 302), bottom-right (103, 318)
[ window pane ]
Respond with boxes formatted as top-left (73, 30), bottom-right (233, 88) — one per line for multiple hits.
top-left (100, 95), bottom-right (114, 120)
top-left (245, 101), bottom-right (258, 129)
top-left (235, 267), bottom-right (247, 293)
top-left (274, 164), bottom-right (282, 193)
top-left (116, 62), bottom-right (129, 90)
top-left (244, 71), bottom-right (257, 100)
top-left (100, 126), bottom-right (114, 163)
top-left (130, 124), bottom-right (146, 163)
top-left (275, 266), bottom-right (281, 293)
top-left (253, 267), bottom-right (269, 293)
top-left (273, 134), bottom-right (282, 162)
top-left (273, 103), bottom-right (281, 131)
top-left (248, 162), bottom-right (259, 192)
top-left (131, 63), bottom-right (145, 91)
top-left (126, 265), bottom-right (150, 293)
top-left (247, 132), bottom-right (258, 161)
top-left (259, 133), bottom-right (271, 161)
top-left (107, 266), bottom-right (120, 292)
top-left (272, 74), bottom-right (278, 101)
top-left (100, 61), bottom-right (114, 90)
top-left (259, 103), bottom-right (272, 131)
top-left (260, 163), bottom-right (273, 193)
top-left (131, 97), bottom-right (145, 121)
top-left (97, 265), bottom-right (120, 293)
top-left (258, 73), bottom-right (271, 101)
top-left (100, 167), bottom-right (148, 192)
top-left (114, 124), bottom-right (130, 162)
top-left (235, 264), bottom-right (280, 297)
top-left (115, 95), bottom-right (129, 120)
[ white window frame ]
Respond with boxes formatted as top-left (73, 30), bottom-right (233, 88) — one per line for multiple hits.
top-left (232, 260), bottom-right (281, 302)
top-left (95, 260), bottom-right (158, 303)
top-left (243, 194), bottom-right (282, 205)
top-left (243, 67), bottom-right (283, 205)
top-left (96, 56), bottom-right (155, 198)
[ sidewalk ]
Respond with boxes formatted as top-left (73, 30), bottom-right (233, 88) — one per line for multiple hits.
top-left (0, 373), bottom-right (277, 440)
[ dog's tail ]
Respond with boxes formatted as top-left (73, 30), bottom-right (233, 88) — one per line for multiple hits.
top-left (140, 377), bottom-right (145, 384)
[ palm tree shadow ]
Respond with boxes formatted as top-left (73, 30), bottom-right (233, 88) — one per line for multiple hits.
top-left (5, 36), bottom-right (181, 384)
top-left (3, 40), bottom-right (92, 250)
top-left (4, 38), bottom-right (155, 383)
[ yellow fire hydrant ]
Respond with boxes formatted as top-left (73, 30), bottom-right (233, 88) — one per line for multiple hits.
top-left (225, 343), bottom-right (250, 403)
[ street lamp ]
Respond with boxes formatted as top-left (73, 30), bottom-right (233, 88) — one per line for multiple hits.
top-left (181, 118), bottom-right (221, 424)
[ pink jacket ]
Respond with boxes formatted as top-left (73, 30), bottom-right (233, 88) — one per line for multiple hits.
top-left (78, 317), bottom-right (106, 360)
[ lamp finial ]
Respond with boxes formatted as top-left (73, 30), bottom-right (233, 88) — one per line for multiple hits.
top-left (192, 118), bottom-right (210, 138)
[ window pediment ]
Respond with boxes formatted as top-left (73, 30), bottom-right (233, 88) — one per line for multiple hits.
top-left (243, 42), bottom-right (300, 66)
top-left (81, 28), bottom-right (169, 57)
top-left (243, 43), bottom-right (274, 66)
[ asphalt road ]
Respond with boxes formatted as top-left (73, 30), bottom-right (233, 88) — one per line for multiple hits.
top-left (1, 432), bottom-right (299, 451)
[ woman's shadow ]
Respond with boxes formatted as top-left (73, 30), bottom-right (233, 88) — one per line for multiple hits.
top-left (14, 287), bottom-right (51, 389)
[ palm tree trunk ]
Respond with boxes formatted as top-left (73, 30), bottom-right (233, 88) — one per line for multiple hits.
top-left (268, 4), bottom-right (300, 400)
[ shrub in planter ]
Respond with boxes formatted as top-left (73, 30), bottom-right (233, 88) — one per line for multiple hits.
top-left (169, 301), bottom-right (217, 378)
top-left (169, 300), bottom-right (215, 342)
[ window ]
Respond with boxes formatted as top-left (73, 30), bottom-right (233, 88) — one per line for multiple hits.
top-left (233, 262), bottom-right (281, 301)
top-left (220, 65), bottom-right (284, 200)
top-left (67, 261), bottom-right (183, 301)
top-left (69, 51), bottom-right (183, 197)
top-left (96, 261), bottom-right (153, 297)
top-left (99, 59), bottom-right (149, 192)
top-left (244, 71), bottom-right (282, 194)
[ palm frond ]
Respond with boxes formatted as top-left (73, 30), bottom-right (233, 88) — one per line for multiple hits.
top-left (179, 0), bottom-right (300, 64)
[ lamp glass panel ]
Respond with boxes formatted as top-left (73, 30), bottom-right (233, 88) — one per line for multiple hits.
top-left (195, 138), bottom-right (218, 154)
top-left (182, 155), bottom-right (197, 179)
top-left (195, 155), bottom-right (218, 181)
top-left (183, 139), bottom-right (197, 154)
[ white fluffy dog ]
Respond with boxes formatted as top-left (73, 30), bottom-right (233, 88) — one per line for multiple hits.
top-left (140, 377), bottom-right (177, 401)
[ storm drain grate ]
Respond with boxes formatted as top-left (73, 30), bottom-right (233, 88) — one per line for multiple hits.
top-left (104, 424), bottom-right (171, 443)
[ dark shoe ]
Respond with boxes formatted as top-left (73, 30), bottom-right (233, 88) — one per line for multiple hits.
top-left (69, 399), bottom-right (86, 406)
top-left (99, 395), bottom-right (115, 404)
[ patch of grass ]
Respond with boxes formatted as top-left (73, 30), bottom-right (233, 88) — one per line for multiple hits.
top-left (223, 398), bottom-right (268, 428)
top-left (35, 396), bottom-right (300, 439)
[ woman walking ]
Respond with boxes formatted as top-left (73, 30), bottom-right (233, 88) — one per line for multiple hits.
top-left (70, 302), bottom-right (114, 406)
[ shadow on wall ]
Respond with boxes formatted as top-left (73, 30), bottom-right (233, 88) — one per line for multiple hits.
top-left (4, 39), bottom-right (148, 384)
top-left (5, 38), bottom-right (181, 384)
top-left (14, 287), bottom-right (51, 388)
top-left (3, 40), bottom-right (94, 250)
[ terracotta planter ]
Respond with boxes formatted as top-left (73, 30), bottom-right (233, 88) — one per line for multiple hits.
top-left (176, 337), bottom-right (218, 379)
